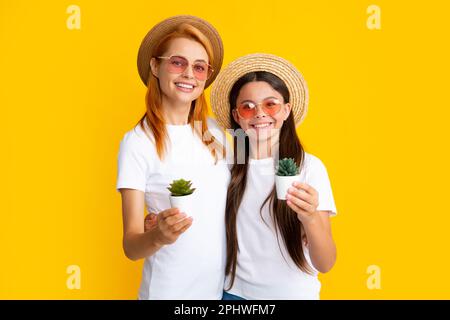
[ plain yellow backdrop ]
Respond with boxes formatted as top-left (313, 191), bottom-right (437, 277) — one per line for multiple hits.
top-left (1, 0), bottom-right (449, 299)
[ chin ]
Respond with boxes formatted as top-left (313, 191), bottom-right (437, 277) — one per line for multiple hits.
top-left (247, 128), bottom-right (278, 140)
top-left (177, 96), bottom-right (197, 106)
top-left (174, 90), bottom-right (201, 104)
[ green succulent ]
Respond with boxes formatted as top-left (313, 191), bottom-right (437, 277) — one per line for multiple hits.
top-left (167, 179), bottom-right (196, 196)
top-left (276, 158), bottom-right (299, 176)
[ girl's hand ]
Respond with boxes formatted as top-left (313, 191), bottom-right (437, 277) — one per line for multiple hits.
top-left (153, 208), bottom-right (193, 246)
top-left (286, 182), bottom-right (319, 225)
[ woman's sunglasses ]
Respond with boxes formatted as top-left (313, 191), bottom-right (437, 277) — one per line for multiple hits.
top-left (235, 98), bottom-right (284, 119)
top-left (156, 55), bottom-right (214, 81)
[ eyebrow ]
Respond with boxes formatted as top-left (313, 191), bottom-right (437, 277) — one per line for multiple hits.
top-left (171, 54), bottom-right (208, 64)
top-left (239, 96), bottom-right (280, 103)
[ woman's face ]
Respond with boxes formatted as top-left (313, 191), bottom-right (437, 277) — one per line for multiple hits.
top-left (150, 37), bottom-right (209, 105)
top-left (232, 81), bottom-right (291, 143)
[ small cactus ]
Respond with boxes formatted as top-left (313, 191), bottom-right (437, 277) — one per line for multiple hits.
top-left (276, 158), bottom-right (299, 176)
top-left (167, 179), bottom-right (196, 196)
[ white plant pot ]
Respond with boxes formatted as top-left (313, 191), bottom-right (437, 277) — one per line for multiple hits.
top-left (275, 175), bottom-right (299, 200)
top-left (169, 194), bottom-right (194, 216)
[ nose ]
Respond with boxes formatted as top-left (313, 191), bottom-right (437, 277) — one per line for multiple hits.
top-left (254, 105), bottom-right (267, 118)
top-left (181, 64), bottom-right (194, 79)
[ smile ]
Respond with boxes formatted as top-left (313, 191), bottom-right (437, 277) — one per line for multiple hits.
top-left (250, 122), bottom-right (274, 129)
top-left (175, 82), bottom-right (195, 90)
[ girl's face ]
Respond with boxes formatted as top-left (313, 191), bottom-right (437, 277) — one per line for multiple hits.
top-left (232, 81), bottom-right (291, 143)
top-left (150, 37), bottom-right (209, 105)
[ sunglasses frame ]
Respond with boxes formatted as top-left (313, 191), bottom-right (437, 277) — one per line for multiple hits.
top-left (235, 98), bottom-right (285, 120)
top-left (156, 55), bottom-right (214, 81)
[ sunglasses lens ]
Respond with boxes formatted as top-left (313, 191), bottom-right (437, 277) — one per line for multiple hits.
top-left (167, 56), bottom-right (188, 73)
top-left (192, 62), bottom-right (209, 81)
top-left (163, 56), bottom-right (212, 81)
top-left (237, 102), bottom-right (256, 119)
top-left (237, 99), bottom-right (282, 119)
top-left (262, 99), bottom-right (282, 116)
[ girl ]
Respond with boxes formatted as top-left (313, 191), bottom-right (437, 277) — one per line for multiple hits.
top-left (116, 16), bottom-right (230, 299)
top-left (144, 54), bottom-right (338, 299)
top-left (210, 53), bottom-right (338, 300)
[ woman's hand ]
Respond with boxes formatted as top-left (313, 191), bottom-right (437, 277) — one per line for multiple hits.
top-left (286, 182), bottom-right (319, 225)
top-left (152, 208), bottom-right (193, 246)
top-left (144, 212), bottom-right (157, 231)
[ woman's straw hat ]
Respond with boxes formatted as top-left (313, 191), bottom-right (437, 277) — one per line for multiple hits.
top-left (137, 15), bottom-right (224, 88)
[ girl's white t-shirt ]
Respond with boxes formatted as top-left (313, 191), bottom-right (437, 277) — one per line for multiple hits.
top-left (116, 118), bottom-right (230, 300)
top-left (225, 153), bottom-right (337, 300)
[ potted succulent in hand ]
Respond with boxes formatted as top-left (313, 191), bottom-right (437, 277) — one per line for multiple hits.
top-left (275, 158), bottom-right (300, 200)
top-left (167, 179), bottom-right (196, 216)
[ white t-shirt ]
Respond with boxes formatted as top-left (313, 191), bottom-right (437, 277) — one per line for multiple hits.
top-left (225, 153), bottom-right (337, 300)
top-left (116, 118), bottom-right (230, 299)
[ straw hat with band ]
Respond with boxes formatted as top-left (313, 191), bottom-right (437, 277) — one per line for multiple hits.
top-left (137, 15), bottom-right (224, 88)
top-left (210, 53), bottom-right (309, 130)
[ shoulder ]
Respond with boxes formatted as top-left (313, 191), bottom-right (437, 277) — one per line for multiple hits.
top-left (119, 123), bottom-right (154, 154)
top-left (206, 117), bottom-right (228, 144)
top-left (207, 117), bottom-right (225, 137)
top-left (206, 117), bottom-right (233, 166)
top-left (303, 152), bottom-right (328, 172)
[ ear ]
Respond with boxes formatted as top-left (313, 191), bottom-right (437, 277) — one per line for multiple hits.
top-left (283, 103), bottom-right (292, 121)
top-left (150, 57), bottom-right (159, 78)
top-left (232, 109), bottom-right (241, 126)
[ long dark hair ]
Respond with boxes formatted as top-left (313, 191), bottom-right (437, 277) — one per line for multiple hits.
top-left (225, 71), bottom-right (313, 290)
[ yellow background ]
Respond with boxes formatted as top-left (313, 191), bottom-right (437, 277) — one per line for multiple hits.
top-left (1, 0), bottom-right (449, 299)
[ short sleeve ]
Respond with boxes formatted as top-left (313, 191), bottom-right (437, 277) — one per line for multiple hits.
top-left (306, 156), bottom-right (338, 217)
top-left (116, 132), bottom-right (149, 193)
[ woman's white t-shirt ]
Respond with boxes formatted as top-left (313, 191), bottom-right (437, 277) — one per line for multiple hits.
top-left (116, 118), bottom-right (230, 299)
top-left (225, 153), bottom-right (337, 300)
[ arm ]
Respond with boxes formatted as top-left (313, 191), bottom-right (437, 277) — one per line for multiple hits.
top-left (120, 188), bottom-right (193, 261)
top-left (286, 182), bottom-right (336, 273)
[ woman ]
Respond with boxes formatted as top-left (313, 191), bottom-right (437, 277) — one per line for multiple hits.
top-left (116, 15), bottom-right (230, 299)
top-left (210, 53), bottom-right (338, 300)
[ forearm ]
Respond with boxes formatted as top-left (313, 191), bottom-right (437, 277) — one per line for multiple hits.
top-left (303, 216), bottom-right (336, 273)
top-left (123, 229), bottom-right (163, 261)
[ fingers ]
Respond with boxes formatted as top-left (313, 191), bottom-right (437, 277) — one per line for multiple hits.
top-left (144, 213), bottom-right (157, 224)
top-left (165, 212), bottom-right (188, 226)
top-left (172, 217), bottom-right (193, 233)
top-left (289, 182), bottom-right (319, 208)
top-left (145, 212), bottom-right (157, 221)
top-left (156, 209), bottom-right (194, 245)
top-left (292, 182), bottom-right (318, 197)
top-left (158, 213), bottom-right (193, 245)
top-left (286, 192), bottom-right (316, 213)
top-left (287, 187), bottom-right (312, 203)
top-left (175, 219), bottom-right (193, 235)
top-left (159, 208), bottom-right (180, 219)
top-left (286, 197), bottom-right (304, 214)
top-left (144, 213), bottom-right (158, 231)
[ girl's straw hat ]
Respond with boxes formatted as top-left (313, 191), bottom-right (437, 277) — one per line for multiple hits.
top-left (210, 53), bottom-right (309, 129)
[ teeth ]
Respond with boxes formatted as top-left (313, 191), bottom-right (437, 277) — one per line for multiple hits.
top-left (253, 123), bottom-right (272, 128)
top-left (176, 83), bottom-right (194, 89)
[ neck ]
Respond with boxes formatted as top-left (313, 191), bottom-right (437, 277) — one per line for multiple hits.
top-left (249, 133), bottom-right (280, 160)
top-left (161, 95), bottom-right (192, 125)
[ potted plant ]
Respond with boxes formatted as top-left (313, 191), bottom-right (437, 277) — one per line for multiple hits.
top-left (167, 179), bottom-right (196, 215)
top-left (275, 158), bottom-right (300, 200)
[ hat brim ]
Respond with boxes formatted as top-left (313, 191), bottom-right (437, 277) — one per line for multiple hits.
top-left (137, 15), bottom-right (223, 88)
top-left (210, 53), bottom-right (309, 129)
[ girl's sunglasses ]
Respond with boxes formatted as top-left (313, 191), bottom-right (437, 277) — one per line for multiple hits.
top-left (235, 98), bottom-right (283, 119)
top-left (156, 55), bottom-right (214, 81)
